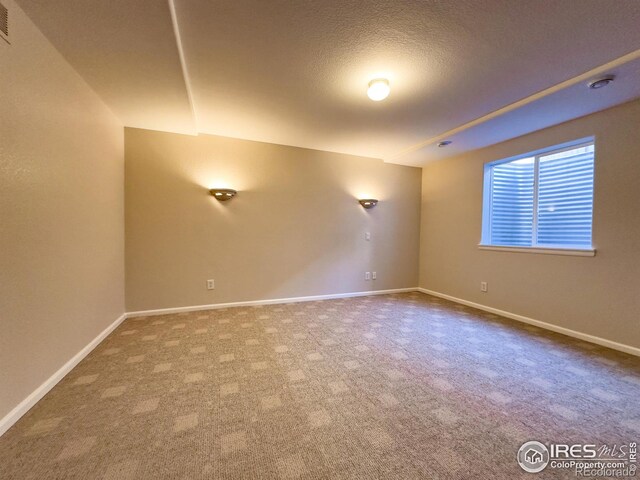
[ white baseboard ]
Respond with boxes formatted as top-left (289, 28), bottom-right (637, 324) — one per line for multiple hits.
top-left (417, 288), bottom-right (640, 357)
top-left (0, 312), bottom-right (127, 437)
top-left (127, 288), bottom-right (419, 318)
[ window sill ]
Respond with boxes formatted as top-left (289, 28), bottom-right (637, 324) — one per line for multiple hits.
top-left (478, 245), bottom-right (596, 257)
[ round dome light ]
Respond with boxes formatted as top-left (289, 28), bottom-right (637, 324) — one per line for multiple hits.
top-left (367, 78), bottom-right (390, 101)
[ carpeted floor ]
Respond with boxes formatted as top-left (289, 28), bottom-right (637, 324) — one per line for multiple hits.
top-left (1, 292), bottom-right (639, 479)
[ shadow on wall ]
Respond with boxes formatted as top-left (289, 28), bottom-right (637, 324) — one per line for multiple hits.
top-left (198, 181), bottom-right (386, 300)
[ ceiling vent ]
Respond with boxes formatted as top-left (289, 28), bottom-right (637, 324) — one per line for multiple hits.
top-left (0, 2), bottom-right (8, 44)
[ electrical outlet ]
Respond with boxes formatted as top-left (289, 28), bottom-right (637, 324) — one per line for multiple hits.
top-left (480, 281), bottom-right (488, 293)
top-left (372, 271), bottom-right (377, 280)
top-left (365, 232), bottom-right (371, 241)
top-left (207, 279), bottom-right (215, 290)
top-left (365, 272), bottom-right (371, 281)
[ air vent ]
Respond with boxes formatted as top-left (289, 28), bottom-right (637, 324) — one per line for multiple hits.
top-left (0, 2), bottom-right (8, 44)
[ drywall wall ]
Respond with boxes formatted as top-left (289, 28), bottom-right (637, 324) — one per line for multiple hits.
top-left (0, 0), bottom-right (124, 423)
top-left (420, 99), bottom-right (640, 350)
top-left (125, 128), bottom-right (421, 311)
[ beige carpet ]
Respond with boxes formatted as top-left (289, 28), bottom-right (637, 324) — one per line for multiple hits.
top-left (1, 292), bottom-right (639, 479)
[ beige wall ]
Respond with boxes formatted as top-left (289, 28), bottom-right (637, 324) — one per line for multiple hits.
top-left (420, 99), bottom-right (640, 349)
top-left (125, 128), bottom-right (421, 311)
top-left (0, 1), bottom-right (124, 421)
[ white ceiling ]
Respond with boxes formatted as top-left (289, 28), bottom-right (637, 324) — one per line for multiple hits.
top-left (16, 0), bottom-right (640, 165)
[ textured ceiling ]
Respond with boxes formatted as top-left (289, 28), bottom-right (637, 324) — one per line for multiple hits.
top-left (15, 0), bottom-right (196, 135)
top-left (16, 0), bottom-right (640, 165)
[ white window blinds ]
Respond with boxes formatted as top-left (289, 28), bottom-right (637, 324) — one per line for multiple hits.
top-left (489, 157), bottom-right (535, 247)
top-left (483, 141), bottom-right (594, 249)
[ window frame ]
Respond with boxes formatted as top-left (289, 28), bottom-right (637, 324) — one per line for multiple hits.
top-left (480, 137), bottom-right (596, 257)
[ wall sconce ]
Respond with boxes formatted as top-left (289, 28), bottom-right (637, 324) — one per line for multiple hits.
top-left (209, 188), bottom-right (237, 201)
top-left (359, 198), bottom-right (378, 209)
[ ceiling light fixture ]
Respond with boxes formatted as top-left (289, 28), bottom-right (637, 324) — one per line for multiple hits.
top-left (588, 75), bottom-right (615, 89)
top-left (367, 78), bottom-right (390, 101)
top-left (437, 141), bottom-right (452, 147)
top-left (209, 188), bottom-right (237, 201)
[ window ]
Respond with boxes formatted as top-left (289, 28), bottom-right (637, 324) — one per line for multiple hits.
top-left (481, 139), bottom-right (595, 252)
